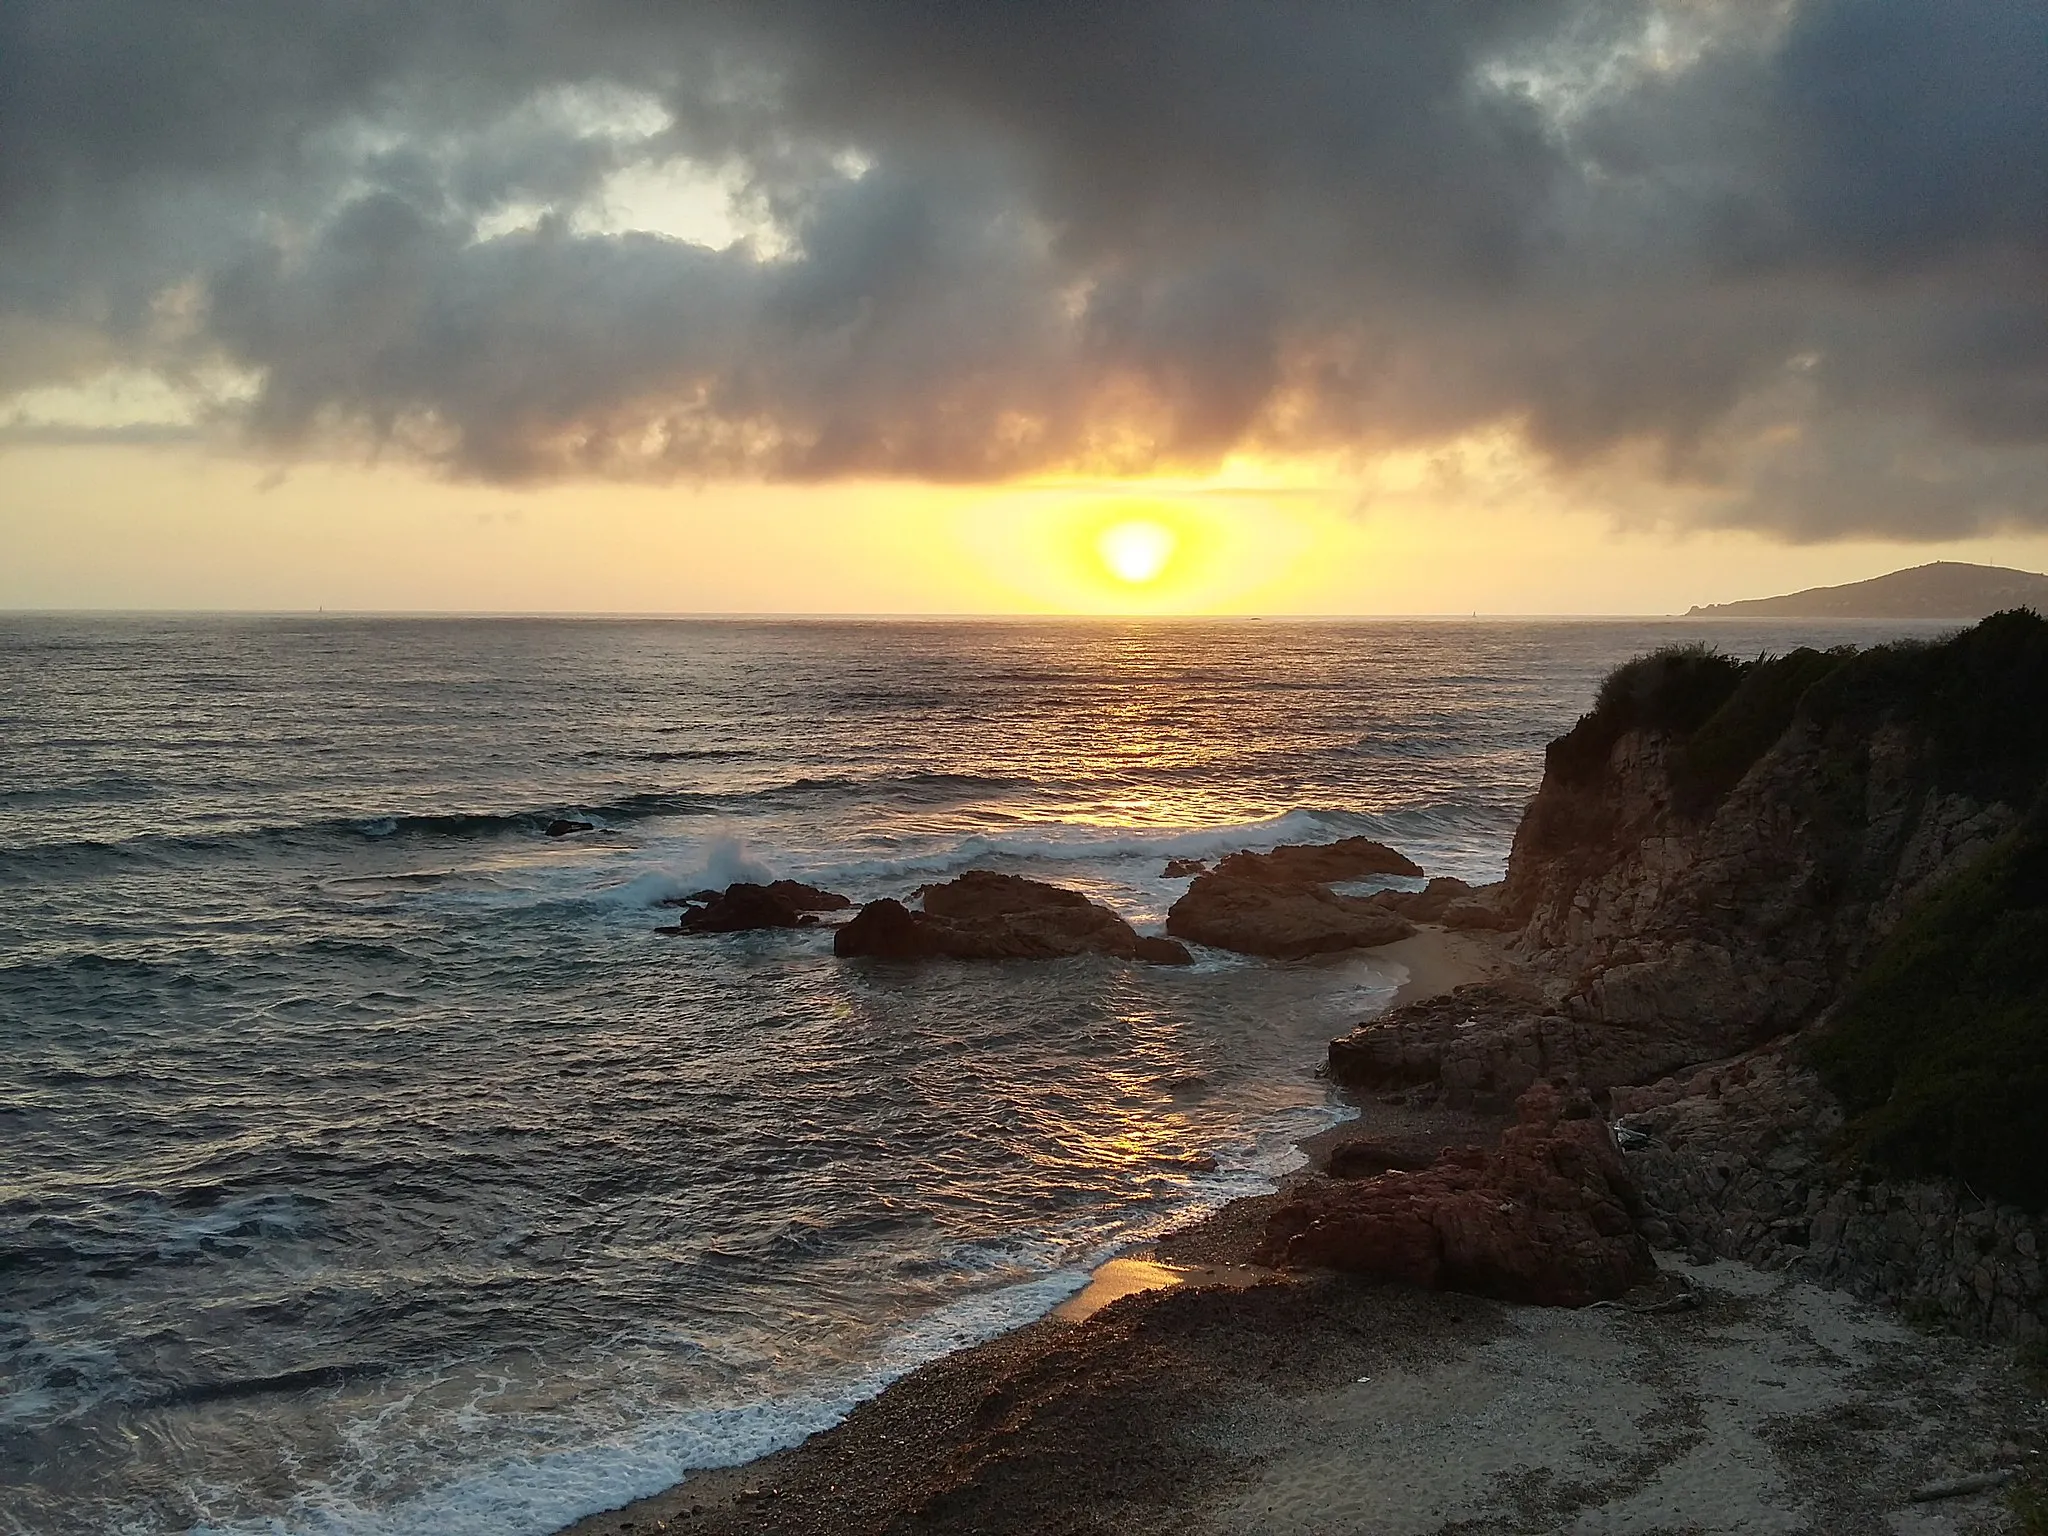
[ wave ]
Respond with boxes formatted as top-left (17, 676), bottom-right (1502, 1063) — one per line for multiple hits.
top-left (738, 771), bottom-right (1045, 809)
top-left (160, 1102), bottom-right (1353, 1536)
top-left (804, 806), bottom-right (1374, 887)
top-left (0, 773), bottom-right (157, 809)
top-left (0, 772), bottom-right (1066, 881)
top-left (0, 794), bottom-right (727, 878)
top-left (577, 748), bottom-right (757, 763)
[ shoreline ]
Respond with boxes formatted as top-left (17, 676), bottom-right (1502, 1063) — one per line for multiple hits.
top-left (561, 923), bottom-right (2042, 1533)
top-left (559, 925), bottom-right (1523, 1535)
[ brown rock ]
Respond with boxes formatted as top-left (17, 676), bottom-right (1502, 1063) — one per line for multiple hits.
top-left (1213, 836), bottom-right (1423, 885)
top-left (836, 872), bottom-right (1144, 961)
top-left (1134, 935), bottom-right (1195, 966)
top-left (1375, 877), bottom-right (1473, 921)
top-left (763, 879), bottom-right (853, 912)
top-left (1162, 857), bottom-right (1209, 878)
top-left (676, 882), bottom-right (812, 934)
top-left (834, 897), bottom-right (947, 959)
top-left (1165, 873), bottom-right (1414, 959)
top-left (1258, 1083), bottom-right (1656, 1306)
top-left (1441, 896), bottom-right (1514, 931)
top-left (1325, 982), bottom-right (1702, 1108)
top-left (1324, 1137), bottom-right (1439, 1179)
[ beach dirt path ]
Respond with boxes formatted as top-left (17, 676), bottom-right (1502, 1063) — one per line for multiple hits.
top-left (562, 1257), bottom-right (2042, 1536)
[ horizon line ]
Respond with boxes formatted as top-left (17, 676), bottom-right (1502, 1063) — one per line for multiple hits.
top-left (0, 606), bottom-right (1972, 623)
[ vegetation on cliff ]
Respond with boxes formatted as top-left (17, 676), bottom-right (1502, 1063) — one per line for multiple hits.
top-left (1528, 611), bottom-right (2048, 1205)
top-left (1807, 796), bottom-right (2048, 1210)
top-left (1545, 608), bottom-right (2048, 821)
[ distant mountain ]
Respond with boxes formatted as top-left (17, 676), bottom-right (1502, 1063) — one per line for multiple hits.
top-left (1685, 561), bottom-right (2048, 620)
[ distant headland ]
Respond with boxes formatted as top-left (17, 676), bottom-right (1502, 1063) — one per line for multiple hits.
top-left (1685, 560), bottom-right (2048, 620)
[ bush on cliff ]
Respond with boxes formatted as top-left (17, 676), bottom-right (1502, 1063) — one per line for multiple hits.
top-left (1671, 646), bottom-right (1853, 818)
top-left (1796, 607), bottom-right (2048, 809)
top-left (1546, 609), bottom-right (2048, 821)
top-left (1806, 794), bottom-right (2048, 1210)
top-left (1545, 643), bottom-right (1746, 787)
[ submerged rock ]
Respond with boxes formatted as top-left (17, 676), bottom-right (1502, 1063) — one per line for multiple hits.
top-left (1258, 1082), bottom-right (1656, 1307)
top-left (1213, 836), bottom-right (1423, 885)
top-left (835, 871), bottom-right (1180, 963)
top-left (1134, 935), bottom-right (1195, 965)
top-left (545, 818), bottom-right (596, 837)
top-left (1165, 872), bottom-right (1413, 959)
top-left (1161, 857), bottom-right (1209, 878)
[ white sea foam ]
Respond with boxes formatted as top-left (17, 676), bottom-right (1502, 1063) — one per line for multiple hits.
top-left (175, 1084), bottom-right (1365, 1536)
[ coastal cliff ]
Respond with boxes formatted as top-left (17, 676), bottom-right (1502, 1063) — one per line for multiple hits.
top-left (1324, 609), bottom-right (2048, 1338)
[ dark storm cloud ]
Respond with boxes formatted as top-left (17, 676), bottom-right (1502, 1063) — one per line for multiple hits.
top-left (4, 0), bottom-right (2047, 537)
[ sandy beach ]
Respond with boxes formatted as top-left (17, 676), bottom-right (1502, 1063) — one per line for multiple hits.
top-left (563, 1238), bottom-right (2040, 1536)
top-left (561, 928), bottom-right (2045, 1535)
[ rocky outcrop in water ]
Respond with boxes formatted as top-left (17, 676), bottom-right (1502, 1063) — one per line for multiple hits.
top-left (1212, 836), bottom-right (1422, 885)
top-left (668, 880), bottom-right (852, 933)
top-left (834, 870), bottom-right (1180, 963)
top-left (1166, 872), bottom-right (1413, 959)
top-left (1258, 1082), bottom-right (1656, 1307)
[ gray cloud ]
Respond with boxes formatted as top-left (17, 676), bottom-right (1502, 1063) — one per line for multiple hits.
top-left (3, 0), bottom-right (2046, 538)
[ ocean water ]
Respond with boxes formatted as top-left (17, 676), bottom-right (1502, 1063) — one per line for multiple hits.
top-left (0, 614), bottom-right (1949, 1536)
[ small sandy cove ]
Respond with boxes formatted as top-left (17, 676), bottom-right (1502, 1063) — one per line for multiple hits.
top-left (562, 930), bottom-right (2045, 1536)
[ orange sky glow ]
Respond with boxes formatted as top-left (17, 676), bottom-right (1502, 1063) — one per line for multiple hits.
top-left (8, 440), bottom-right (2048, 616)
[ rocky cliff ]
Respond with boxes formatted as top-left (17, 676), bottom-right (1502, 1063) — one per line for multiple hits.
top-left (1504, 612), bottom-right (2047, 1051)
top-left (1308, 610), bottom-right (2048, 1334)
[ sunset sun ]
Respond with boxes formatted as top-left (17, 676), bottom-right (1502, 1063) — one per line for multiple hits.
top-left (1097, 519), bottom-right (1177, 584)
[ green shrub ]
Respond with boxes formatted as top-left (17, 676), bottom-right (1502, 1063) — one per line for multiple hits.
top-left (1546, 643), bottom-right (1748, 787)
top-left (1799, 608), bottom-right (2048, 808)
top-left (1672, 646), bottom-right (1853, 818)
top-left (2012, 1478), bottom-right (2048, 1536)
top-left (1806, 795), bottom-right (2048, 1210)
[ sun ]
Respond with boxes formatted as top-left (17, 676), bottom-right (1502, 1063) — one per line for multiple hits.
top-left (1097, 519), bottom-right (1178, 584)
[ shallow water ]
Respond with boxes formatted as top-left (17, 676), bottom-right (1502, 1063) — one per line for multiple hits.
top-left (0, 614), bottom-right (1951, 1535)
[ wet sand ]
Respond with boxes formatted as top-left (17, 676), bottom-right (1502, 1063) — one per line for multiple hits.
top-left (556, 928), bottom-right (2044, 1533)
top-left (1375, 924), bottom-right (1529, 1008)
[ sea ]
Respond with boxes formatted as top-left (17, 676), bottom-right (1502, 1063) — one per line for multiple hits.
top-left (0, 614), bottom-right (1949, 1536)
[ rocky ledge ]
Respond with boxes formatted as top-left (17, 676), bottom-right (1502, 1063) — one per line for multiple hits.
top-left (1259, 1081), bottom-right (1657, 1307)
top-left (662, 880), bottom-right (853, 934)
top-left (1612, 1043), bottom-right (2048, 1341)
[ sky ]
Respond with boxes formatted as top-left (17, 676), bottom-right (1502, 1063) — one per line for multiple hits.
top-left (5, 0), bottom-right (2048, 614)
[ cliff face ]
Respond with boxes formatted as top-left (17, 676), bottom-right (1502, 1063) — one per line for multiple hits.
top-left (1317, 612), bottom-right (2048, 1334)
top-left (1502, 615), bottom-right (2047, 1052)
